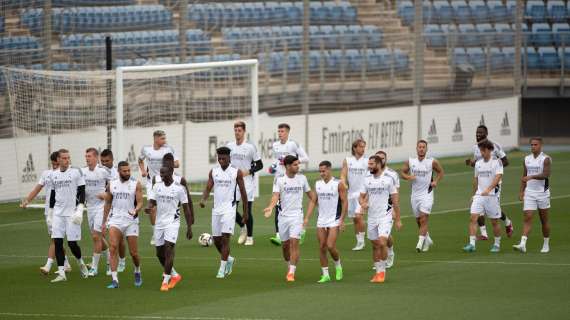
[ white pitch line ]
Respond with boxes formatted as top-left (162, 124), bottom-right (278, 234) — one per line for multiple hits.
top-left (0, 313), bottom-right (278, 320)
top-left (0, 219), bottom-right (44, 228)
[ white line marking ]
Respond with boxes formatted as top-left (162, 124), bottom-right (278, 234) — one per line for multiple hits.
top-left (0, 313), bottom-right (278, 320)
top-left (0, 219), bottom-right (44, 228)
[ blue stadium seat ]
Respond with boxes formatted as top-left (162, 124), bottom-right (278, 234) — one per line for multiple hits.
top-left (453, 47), bottom-right (469, 65)
top-left (470, 1), bottom-right (489, 24)
top-left (467, 47), bottom-right (486, 71)
top-left (548, 1), bottom-right (567, 22)
top-left (458, 24), bottom-right (478, 47)
top-left (495, 23), bottom-right (514, 47)
top-left (488, 1), bottom-right (508, 23)
top-left (489, 48), bottom-right (505, 70)
top-left (553, 23), bottom-right (570, 47)
top-left (434, 1), bottom-right (453, 24)
top-left (476, 24), bottom-right (496, 47)
top-left (397, 1), bottom-right (414, 26)
top-left (525, 47), bottom-right (541, 69)
top-left (452, 1), bottom-right (472, 24)
top-left (559, 47), bottom-right (570, 68)
top-left (502, 47), bottom-right (515, 68)
top-left (539, 47), bottom-right (560, 69)
top-left (532, 23), bottom-right (553, 47)
top-left (393, 48), bottom-right (409, 72)
top-left (505, 1), bottom-right (517, 23)
top-left (424, 24), bottom-right (445, 48)
top-left (526, 1), bottom-right (547, 23)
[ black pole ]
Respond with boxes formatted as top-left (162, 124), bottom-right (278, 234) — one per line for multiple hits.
top-left (105, 36), bottom-right (112, 150)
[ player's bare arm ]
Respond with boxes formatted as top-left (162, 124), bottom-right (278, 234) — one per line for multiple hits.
top-left (391, 192), bottom-right (402, 230)
top-left (519, 161), bottom-right (528, 201)
top-left (199, 170), bottom-right (214, 208)
top-left (482, 174), bottom-right (503, 196)
top-left (236, 170), bottom-right (249, 225)
top-left (338, 182), bottom-right (348, 231)
top-left (400, 160), bottom-right (415, 181)
top-left (432, 159), bottom-right (445, 188)
top-left (523, 157), bottom-right (551, 182)
top-left (21, 184), bottom-right (43, 208)
top-left (303, 190), bottom-right (318, 228)
top-left (264, 192), bottom-right (280, 217)
top-left (340, 158), bottom-right (348, 188)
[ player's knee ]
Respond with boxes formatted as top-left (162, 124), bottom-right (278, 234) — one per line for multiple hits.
top-left (326, 243), bottom-right (336, 251)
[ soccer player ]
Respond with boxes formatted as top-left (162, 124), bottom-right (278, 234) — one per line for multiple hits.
top-left (463, 141), bottom-right (504, 253)
top-left (102, 161), bottom-right (144, 288)
top-left (340, 139), bottom-right (368, 251)
top-left (21, 151), bottom-right (72, 275)
top-left (147, 166), bottom-right (193, 291)
top-left (359, 155), bottom-right (402, 283)
top-left (100, 149), bottom-right (127, 273)
top-left (82, 148), bottom-right (111, 277)
top-left (514, 138), bottom-right (552, 253)
top-left (269, 123), bottom-right (309, 246)
top-left (200, 147), bottom-right (248, 279)
top-left (264, 155), bottom-right (315, 282)
top-left (304, 161), bottom-right (347, 283)
top-left (400, 140), bottom-right (444, 252)
top-left (48, 149), bottom-right (89, 282)
top-left (227, 121), bottom-right (263, 246)
top-left (139, 130), bottom-right (179, 245)
top-left (466, 125), bottom-right (513, 239)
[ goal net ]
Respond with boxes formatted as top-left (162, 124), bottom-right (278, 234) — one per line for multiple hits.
top-left (2, 59), bottom-right (259, 201)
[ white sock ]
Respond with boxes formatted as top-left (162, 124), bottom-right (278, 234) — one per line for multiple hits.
top-left (521, 235), bottom-right (528, 246)
top-left (247, 236), bottom-right (253, 241)
top-left (228, 255), bottom-right (234, 262)
top-left (505, 216), bottom-right (512, 226)
top-left (219, 260), bottom-right (227, 272)
top-left (45, 258), bottom-right (54, 269)
top-left (379, 260), bottom-right (386, 272)
top-left (417, 235), bottom-right (426, 248)
top-left (388, 246), bottom-right (394, 255)
top-left (469, 235), bottom-right (476, 246)
top-left (334, 259), bottom-right (341, 268)
top-left (111, 271), bottom-right (118, 282)
top-left (171, 267), bottom-right (178, 276)
top-left (275, 232), bottom-right (280, 239)
top-left (119, 257), bottom-right (126, 265)
top-left (163, 274), bottom-right (171, 284)
top-left (288, 264), bottom-right (296, 274)
top-left (58, 266), bottom-right (66, 277)
top-left (64, 256), bottom-right (70, 268)
top-left (321, 267), bottom-right (329, 277)
top-left (76, 258), bottom-right (85, 266)
top-left (92, 253), bottom-right (101, 270)
top-left (479, 226), bottom-right (488, 238)
top-left (357, 232), bottom-right (365, 243)
top-left (543, 237), bottom-right (550, 247)
top-left (494, 237), bottom-right (501, 247)
top-left (426, 232), bottom-right (432, 242)
top-left (134, 265), bottom-right (141, 273)
top-left (374, 261), bottom-right (382, 273)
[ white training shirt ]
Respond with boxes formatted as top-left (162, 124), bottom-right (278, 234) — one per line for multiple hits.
top-left (361, 171), bottom-right (398, 224)
top-left (227, 140), bottom-right (261, 201)
top-left (212, 165), bottom-right (239, 215)
top-left (271, 139), bottom-right (309, 177)
top-left (473, 140), bottom-right (506, 162)
top-left (138, 144), bottom-right (178, 180)
top-left (82, 165), bottom-right (110, 214)
top-left (50, 167), bottom-right (85, 217)
top-left (109, 177), bottom-right (138, 223)
top-left (154, 173), bottom-right (183, 186)
top-left (315, 178), bottom-right (341, 226)
top-left (409, 157), bottom-right (434, 198)
top-left (346, 155), bottom-right (368, 198)
top-left (38, 169), bottom-right (55, 215)
top-left (524, 152), bottom-right (551, 193)
top-left (474, 158), bottom-right (504, 196)
top-left (149, 181), bottom-right (187, 229)
top-left (272, 173), bottom-right (311, 218)
top-left (104, 165), bottom-right (119, 181)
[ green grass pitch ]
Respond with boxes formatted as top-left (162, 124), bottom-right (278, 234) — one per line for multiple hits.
top-left (1, 151), bottom-right (569, 320)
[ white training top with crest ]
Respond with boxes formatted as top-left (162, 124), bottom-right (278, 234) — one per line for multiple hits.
top-left (49, 167), bottom-right (85, 217)
top-left (271, 139), bottom-right (309, 178)
top-left (38, 168), bottom-right (55, 215)
top-left (212, 165), bottom-right (239, 215)
top-left (346, 155), bottom-right (368, 198)
top-left (272, 173), bottom-right (311, 218)
top-left (138, 144), bottom-right (178, 180)
top-left (109, 177), bottom-right (138, 223)
top-left (409, 157), bottom-right (434, 198)
top-left (227, 140), bottom-right (261, 201)
top-left (524, 152), bottom-right (551, 193)
top-left (474, 158), bottom-right (504, 196)
top-left (82, 165), bottom-right (110, 215)
top-left (315, 178), bottom-right (341, 226)
top-left (360, 171), bottom-right (398, 224)
top-left (149, 181), bottom-right (188, 229)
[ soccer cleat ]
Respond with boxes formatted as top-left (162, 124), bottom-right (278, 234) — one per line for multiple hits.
top-left (300, 229), bottom-right (306, 245)
top-left (168, 274), bottom-right (181, 289)
top-left (160, 282), bottom-right (169, 292)
top-left (286, 272), bottom-right (295, 282)
top-left (225, 257), bottom-right (235, 276)
top-left (51, 274), bottom-right (67, 283)
top-left (386, 252), bottom-right (395, 269)
top-left (477, 235), bottom-right (488, 241)
top-left (134, 272), bottom-right (143, 287)
top-left (540, 246), bottom-right (550, 253)
top-left (335, 266), bottom-right (343, 281)
top-left (150, 238), bottom-right (155, 246)
top-left (244, 237), bottom-right (254, 246)
top-left (415, 244), bottom-right (422, 253)
top-left (512, 243), bottom-right (526, 253)
top-left (422, 238), bottom-right (434, 252)
top-left (317, 275), bottom-right (331, 283)
top-left (463, 244), bottom-right (476, 252)
top-left (87, 268), bottom-right (98, 277)
top-left (490, 245), bottom-right (501, 253)
top-left (106, 280), bottom-right (119, 289)
top-left (118, 260), bottom-right (126, 273)
top-left (216, 269), bottom-right (226, 279)
top-left (270, 236), bottom-right (282, 246)
top-left (40, 266), bottom-right (50, 275)
top-left (506, 224), bottom-right (514, 238)
top-left (352, 242), bottom-right (365, 251)
top-left (80, 263), bottom-right (89, 279)
top-left (370, 272), bottom-right (386, 283)
top-left (237, 227), bottom-right (247, 245)
top-left (64, 265), bottom-right (72, 273)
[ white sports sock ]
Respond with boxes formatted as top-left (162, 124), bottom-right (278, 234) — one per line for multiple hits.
top-left (479, 226), bottom-right (488, 238)
top-left (247, 236), bottom-right (253, 241)
top-left (357, 232), bottom-right (365, 243)
top-left (388, 246), bottom-right (394, 255)
top-left (119, 257), bottom-right (126, 264)
top-left (494, 237), bottom-right (501, 247)
top-left (64, 256), bottom-right (70, 267)
top-left (469, 236), bottom-right (476, 246)
top-left (45, 258), bottom-right (54, 269)
top-left (275, 232), bottom-right (280, 239)
top-left (163, 274), bottom-right (171, 284)
top-left (92, 253), bottom-right (101, 270)
top-left (521, 235), bottom-right (528, 246)
top-left (111, 271), bottom-right (118, 282)
top-left (543, 237), bottom-right (550, 246)
top-left (417, 235), bottom-right (426, 248)
top-left (426, 232), bottom-right (432, 242)
top-left (134, 265), bottom-right (141, 273)
top-left (321, 267), bottom-right (329, 277)
top-left (58, 266), bottom-right (66, 277)
top-left (171, 267), bottom-right (178, 276)
top-left (76, 258), bottom-right (85, 266)
top-left (219, 260), bottom-right (227, 272)
top-left (505, 217), bottom-right (512, 226)
top-left (334, 259), bottom-right (341, 268)
top-left (379, 260), bottom-right (387, 272)
top-left (374, 261), bottom-right (382, 273)
top-left (288, 264), bottom-right (297, 274)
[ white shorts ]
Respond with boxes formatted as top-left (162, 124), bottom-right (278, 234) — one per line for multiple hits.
top-left (348, 197), bottom-right (362, 218)
top-left (411, 194), bottom-right (434, 217)
top-left (88, 210), bottom-right (104, 233)
top-left (470, 196), bottom-right (501, 219)
top-left (212, 212), bottom-right (236, 237)
top-left (153, 222), bottom-right (180, 246)
top-left (278, 215), bottom-right (303, 242)
top-left (317, 218), bottom-right (340, 229)
top-left (51, 215), bottom-right (81, 241)
top-left (109, 219), bottom-right (139, 237)
top-left (367, 220), bottom-right (393, 240)
top-left (523, 192), bottom-right (551, 211)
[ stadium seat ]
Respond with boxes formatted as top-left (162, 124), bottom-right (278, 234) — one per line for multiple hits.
top-left (553, 23), bottom-right (570, 47)
top-left (539, 47), bottom-right (560, 69)
top-left (467, 47), bottom-right (486, 71)
top-left (532, 23), bottom-right (553, 47)
top-left (525, 47), bottom-right (541, 69)
top-left (502, 47), bottom-right (515, 68)
top-left (559, 47), bottom-right (570, 68)
top-left (470, 1), bottom-right (489, 24)
top-left (434, 1), bottom-right (454, 24)
top-left (453, 47), bottom-right (469, 65)
top-left (424, 24), bottom-right (445, 48)
top-left (526, 1), bottom-right (547, 23)
top-left (495, 23), bottom-right (514, 47)
top-left (489, 47), bottom-right (505, 70)
top-left (452, 1), bottom-right (472, 24)
top-left (488, 1), bottom-right (509, 23)
top-left (476, 24), bottom-right (496, 48)
top-left (458, 24), bottom-right (478, 47)
top-left (548, 1), bottom-right (567, 22)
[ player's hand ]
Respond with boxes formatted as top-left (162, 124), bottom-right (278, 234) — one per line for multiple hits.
top-left (186, 227), bottom-right (193, 240)
top-left (144, 207), bottom-right (152, 215)
top-left (302, 218), bottom-right (309, 229)
top-left (242, 215), bottom-right (249, 226)
top-left (241, 169), bottom-right (250, 177)
top-left (128, 209), bottom-right (136, 217)
top-left (96, 193), bottom-right (106, 200)
top-left (481, 189), bottom-right (490, 196)
top-left (199, 200), bottom-right (206, 208)
top-left (394, 219), bottom-right (403, 231)
top-left (360, 202), bottom-right (369, 210)
top-left (521, 176), bottom-right (531, 183)
top-left (465, 158), bottom-right (472, 166)
top-left (20, 199), bottom-right (29, 208)
top-left (430, 181), bottom-right (438, 188)
top-left (263, 207), bottom-right (273, 218)
top-left (339, 221), bottom-right (345, 232)
top-left (519, 191), bottom-right (524, 201)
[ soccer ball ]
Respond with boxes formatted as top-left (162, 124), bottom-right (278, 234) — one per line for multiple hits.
top-left (198, 233), bottom-right (213, 247)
